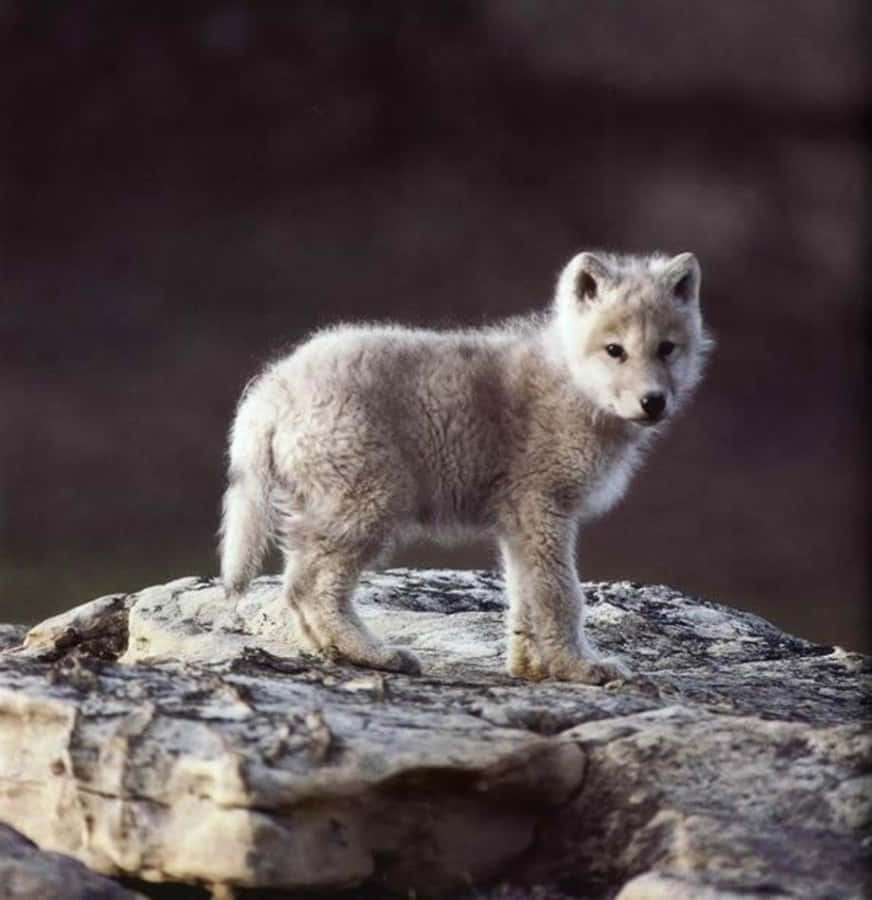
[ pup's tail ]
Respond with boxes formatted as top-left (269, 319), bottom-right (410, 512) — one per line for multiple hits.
top-left (219, 379), bottom-right (275, 597)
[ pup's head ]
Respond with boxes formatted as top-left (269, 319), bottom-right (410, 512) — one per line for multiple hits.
top-left (554, 250), bottom-right (713, 426)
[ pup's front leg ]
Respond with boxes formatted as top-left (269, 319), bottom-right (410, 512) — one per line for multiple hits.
top-left (501, 514), bottom-right (629, 684)
top-left (500, 538), bottom-right (548, 679)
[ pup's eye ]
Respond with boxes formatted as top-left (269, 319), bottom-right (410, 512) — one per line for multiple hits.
top-left (605, 343), bottom-right (625, 359)
top-left (658, 341), bottom-right (676, 359)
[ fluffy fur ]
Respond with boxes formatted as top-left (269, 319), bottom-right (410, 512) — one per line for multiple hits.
top-left (220, 250), bottom-right (712, 682)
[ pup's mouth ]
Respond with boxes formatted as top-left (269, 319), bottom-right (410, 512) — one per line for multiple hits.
top-left (628, 415), bottom-right (667, 427)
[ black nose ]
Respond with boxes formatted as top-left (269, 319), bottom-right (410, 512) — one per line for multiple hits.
top-left (640, 392), bottom-right (666, 420)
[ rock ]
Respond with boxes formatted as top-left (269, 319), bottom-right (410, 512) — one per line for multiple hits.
top-left (0, 626), bottom-right (27, 654)
top-left (0, 822), bottom-right (145, 899)
top-left (0, 570), bottom-right (869, 899)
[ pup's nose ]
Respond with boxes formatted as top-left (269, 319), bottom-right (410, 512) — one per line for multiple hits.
top-left (640, 392), bottom-right (666, 420)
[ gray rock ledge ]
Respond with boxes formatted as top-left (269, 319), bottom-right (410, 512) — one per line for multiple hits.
top-left (0, 569), bottom-right (869, 899)
top-left (0, 822), bottom-right (145, 899)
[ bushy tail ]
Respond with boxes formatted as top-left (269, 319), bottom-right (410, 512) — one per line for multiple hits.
top-left (219, 380), bottom-right (274, 596)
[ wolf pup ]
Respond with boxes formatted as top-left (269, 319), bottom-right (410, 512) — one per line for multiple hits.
top-left (220, 251), bottom-right (712, 683)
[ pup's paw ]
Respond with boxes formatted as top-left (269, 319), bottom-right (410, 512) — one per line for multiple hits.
top-left (318, 641), bottom-right (421, 676)
top-left (549, 654), bottom-right (631, 685)
top-left (378, 647), bottom-right (422, 676)
top-left (594, 652), bottom-right (632, 681)
top-left (506, 635), bottom-right (547, 680)
top-left (506, 657), bottom-right (548, 680)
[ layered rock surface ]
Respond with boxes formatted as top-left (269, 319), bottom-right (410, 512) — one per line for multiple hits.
top-left (0, 570), bottom-right (869, 898)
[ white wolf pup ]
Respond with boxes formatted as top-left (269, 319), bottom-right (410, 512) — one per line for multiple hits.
top-left (220, 251), bottom-right (711, 683)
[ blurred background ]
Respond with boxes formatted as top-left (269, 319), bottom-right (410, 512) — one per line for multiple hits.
top-left (1, 2), bottom-right (868, 650)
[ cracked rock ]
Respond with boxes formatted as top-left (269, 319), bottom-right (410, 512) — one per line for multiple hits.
top-left (0, 569), bottom-right (869, 898)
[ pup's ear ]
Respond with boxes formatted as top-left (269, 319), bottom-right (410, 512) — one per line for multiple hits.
top-left (573, 252), bottom-right (612, 301)
top-left (662, 252), bottom-right (701, 303)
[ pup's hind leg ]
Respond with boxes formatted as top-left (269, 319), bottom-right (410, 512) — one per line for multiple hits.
top-left (281, 525), bottom-right (420, 676)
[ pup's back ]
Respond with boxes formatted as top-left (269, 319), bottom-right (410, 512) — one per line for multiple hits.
top-left (276, 324), bottom-right (523, 519)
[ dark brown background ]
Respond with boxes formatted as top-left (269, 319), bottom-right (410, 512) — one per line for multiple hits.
top-left (1, 2), bottom-right (868, 650)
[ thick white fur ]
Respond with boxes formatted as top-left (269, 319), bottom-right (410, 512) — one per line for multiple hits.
top-left (220, 251), bottom-right (712, 682)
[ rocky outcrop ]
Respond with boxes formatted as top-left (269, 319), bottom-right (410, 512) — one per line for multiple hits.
top-left (0, 570), bottom-right (869, 898)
